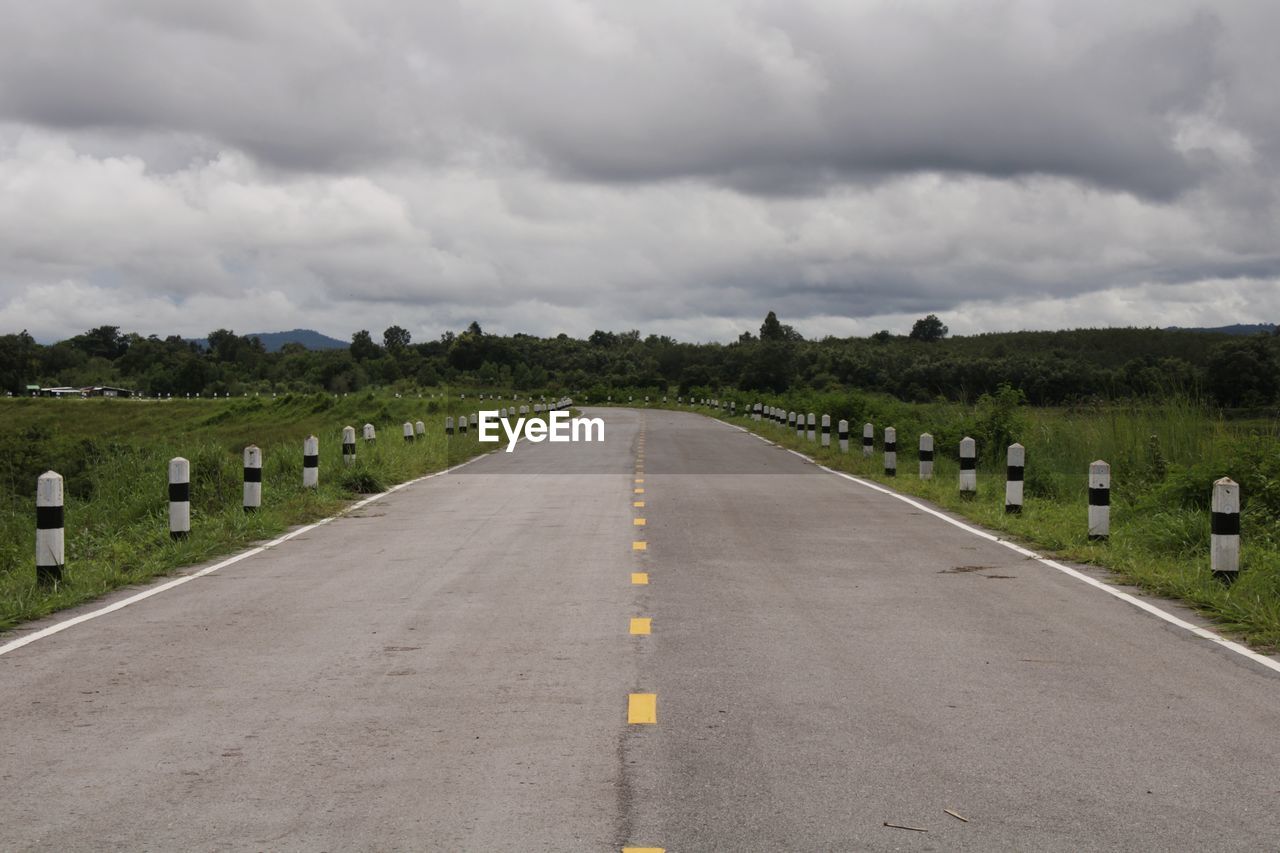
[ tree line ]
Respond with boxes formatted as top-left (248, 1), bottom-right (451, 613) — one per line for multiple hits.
top-left (1, 313), bottom-right (1277, 407)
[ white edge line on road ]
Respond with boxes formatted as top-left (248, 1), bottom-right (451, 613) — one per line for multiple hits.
top-left (0, 450), bottom-right (492, 659)
top-left (713, 414), bottom-right (1280, 676)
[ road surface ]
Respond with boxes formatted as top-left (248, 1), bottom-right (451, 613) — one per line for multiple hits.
top-left (2, 407), bottom-right (1278, 851)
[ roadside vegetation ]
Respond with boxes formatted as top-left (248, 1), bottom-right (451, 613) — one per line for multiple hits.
top-left (0, 392), bottom-right (534, 631)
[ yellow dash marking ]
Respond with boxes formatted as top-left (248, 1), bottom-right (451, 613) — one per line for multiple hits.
top-left (634, 487), bottom-right (644, 494)
top-left (623, 848), bottom-right (664, 852)
top-left (633, 501), bottom-right (645, 508)
top-left (634, 518), bottom-right (646, 526)
top-left (631, 572), bottom-right (648, 584)
top-left (629, 617), bottom-right (652, 635)
top-left (635, 478), bottom-right (644, 484)
top-left (632, 541), bottom-right (647, 551)
top-left (628, 693), bottom-right (657, 724)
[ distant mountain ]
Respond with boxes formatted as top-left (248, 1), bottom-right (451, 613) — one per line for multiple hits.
top-left (1166, 323), bottom-right (1278, 336)
top-left (190, 329), bottom-right (349, 352)
top-left (250, 329), bottom-right (348, 351)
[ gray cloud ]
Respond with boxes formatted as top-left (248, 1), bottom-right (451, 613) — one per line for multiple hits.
top-left (0, 1), bottom-right (1277, 343)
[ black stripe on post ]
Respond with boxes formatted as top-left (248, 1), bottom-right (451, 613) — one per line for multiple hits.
top-left (244, 467), bottom-right (263, 483)
top-left (1212, 512), bottom-right (1241, 536)
top-left (1006, 465), bottom-right (1025, 481)
top-left (36, 564), bottom-right (61, 584)
top-left (919, 450), bottom-right (934, 461)
top-left (863, 436), bottom-right (872, 447)
top-left (303, 454), bottom-right (319, 467)
top-left (960, 457), bottom-right (976, 471)
top-left (1088, 487), bottom-right (1110, 506)
top-left (168, 482), bottom-right (190, 502)
top-left (885, 441), bottom-right (897, 452)
top-left (343, 442), bottom-right (355, 455)
top-left (36, 505), bottom-right (64, 529)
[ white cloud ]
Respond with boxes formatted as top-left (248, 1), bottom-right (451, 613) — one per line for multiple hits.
top-left (0, 1), bottom-right (1278, 342)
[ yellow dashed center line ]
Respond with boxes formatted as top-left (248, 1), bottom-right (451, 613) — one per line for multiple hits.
top-left (624, 430), bottom-right (659, 850)
top-left (628, 693), bottom-right (657, 724)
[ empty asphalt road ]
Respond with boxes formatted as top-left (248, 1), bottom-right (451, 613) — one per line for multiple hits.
top-left (2, 406), bottom-right (1278, 851)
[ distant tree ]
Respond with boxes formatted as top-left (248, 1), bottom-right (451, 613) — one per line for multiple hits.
top-left (466, 321), bottom-right (484, 336)
top-left (760, 311), bottom-right (785, 342)
top-left (589, 330), bottom-right (617, 347)
top-left (1206, 338), bottom-right (1279, 406)
top-left (383, 325), bottom-right (411, 352)
top-left (909, 314), bottom-right (948, 342)
top-left (0, 330), bottom-right (39, 393)
top-left (349, 330), bottom-right (381, 362)
top-left (871, 330), bottom-right (894, 344)
top-left (69, 325), bottom-right (128, 360)
top-left (206, 329), bottom-right (239, 362)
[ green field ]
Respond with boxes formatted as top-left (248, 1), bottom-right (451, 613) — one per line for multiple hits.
top-left (0, 391), bottom-right (546, 631)
top-left (664, 391), bottom-right (1280, 648)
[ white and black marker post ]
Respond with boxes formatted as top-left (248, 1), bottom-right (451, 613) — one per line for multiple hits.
top-left (1005, 443), bottom-right (1024, 514)
top-left (243, 445), bottom-right (262, 512)
top-left (342, 426), bottom-right (356, 464)
top-left (303, 436), bottom-right (319, 488)
top-left (363, 423), bottom-right (376, 443)
top-left (1088, 460), bottom-right (1110, 540)
top-left (788, 411), bottom-right (796, 432)
top-left (36, 471), bottom-right (65, 585)
top-left (415, 420), bottom-right (425, 437)
top-left (169, 457), bottom-right (190, 539)
top-left (445, 416), bottom-right (454, 435)
top-left (821, 414), bottom-right (831, 447)
top-left (795, 413), bottom-right (804, 438)
top-left (884, 427), bottom-right (897, 476)
top-left (863, 423), bottom-right (874, 457)
top-left (403, 422), bottom-right (414, 443)
top-left (1211, 477), bottom-right (1240, 583)
top-left (459, 415), bottom-right (468, 436)
top-left (918, 433), bottom-right (934, 480)
top-left (959, 437), bottom-right (977, 496)
top-left (807, 413), bottom-right (816, 442)
top-left (838, 419), bottom-right (849, 453)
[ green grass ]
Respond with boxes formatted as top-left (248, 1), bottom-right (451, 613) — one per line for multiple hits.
top-left (0, 391), bottom-right (549, 632)
top-left (669, 396), bottom-right (1280, 650)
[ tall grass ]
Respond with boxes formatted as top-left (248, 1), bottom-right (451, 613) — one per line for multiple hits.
top-left (0, 391), bottom-right (535, 631)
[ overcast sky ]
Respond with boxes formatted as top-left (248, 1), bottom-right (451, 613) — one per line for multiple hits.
top-left (1, 1), bottom-right (1277, 344)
